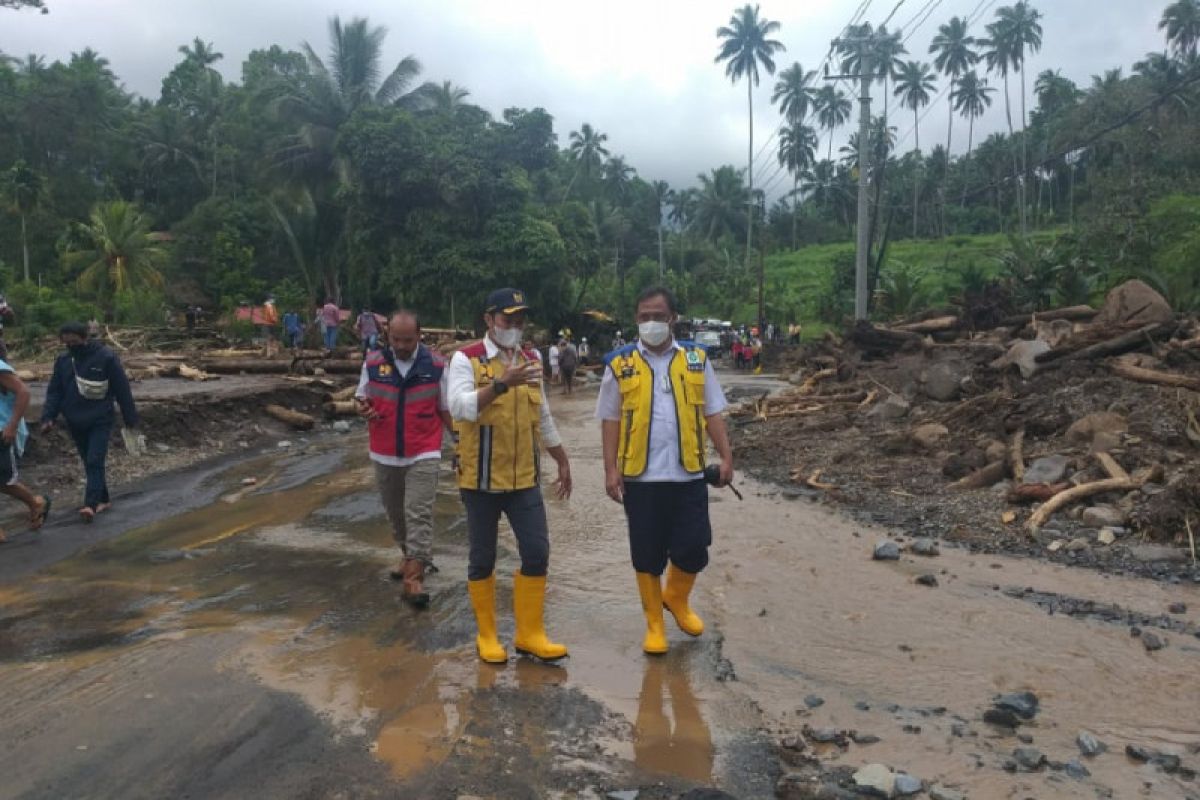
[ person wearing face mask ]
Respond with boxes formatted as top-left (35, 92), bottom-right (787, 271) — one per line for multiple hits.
top-left (447, 288), bottom-right (572, 664)
top-left (355, 310), bottom-right (454, 608)
top-left (40, 321), bottom-right (139, 523)
top-left (595, 286), bottom-right (734, 655)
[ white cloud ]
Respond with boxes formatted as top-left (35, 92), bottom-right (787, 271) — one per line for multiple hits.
top-left (0, 0), bottom-right (1171, 194)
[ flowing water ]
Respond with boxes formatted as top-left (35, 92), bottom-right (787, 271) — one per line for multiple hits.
top-left (0, 383), bottom-right (1197, 799)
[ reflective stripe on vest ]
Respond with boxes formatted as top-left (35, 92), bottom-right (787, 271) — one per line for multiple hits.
top-left (455, 343), bottom-right (543, 491)
top-left (607, 343), bottom-right (708, 478)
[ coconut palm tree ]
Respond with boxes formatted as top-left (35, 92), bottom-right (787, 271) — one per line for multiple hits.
top-left (695, 165), bottom-right (750, 243)
top-left (669, 187), bottom-right (697, 272)
top-left (1161, 0), bottom-right (1200, 58)
top-left (651, 180), bottom-right (671, 277)
top-left (929, 16), bottom-right (979, 156)
top-left (1134, 52), bottom-right (1190, 117)
top-left (413, 80), bottom-right (470, 115)
top-left (777, 121), bottom-right (818, 248)
top-left (984, 2), bottom-right (1043, 234)
top-left (563, 123), bottom-right (609, 201)
top-left (952, 71), bottom-right (996, 205)
top-left (602, 156), bottom-right (635, 204)
top-left (3, 160), bottom-right (40, 282)
top-left (715, 3), bottom-right (786, 270)
top-left (275, 16), bottom-right (421, 179)
top-left (815, 85), bottom-right (853, 162)
top-left (771, 62), bottom-right (817, 123)
top-left (66, 201), bottom-right (167, 306)
top-left (952, 71), bottom-right (995, 160)
top-left (895, 61), bottom-right (937, 237)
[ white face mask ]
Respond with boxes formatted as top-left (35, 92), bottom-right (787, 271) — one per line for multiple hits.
top-left (492, 325), bottom-right (522, 349)
top-left (638, 321), bottom-right (671, 347)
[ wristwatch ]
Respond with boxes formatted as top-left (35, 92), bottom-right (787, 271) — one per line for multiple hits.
top-left (492, 379), bottom-right (509, 395)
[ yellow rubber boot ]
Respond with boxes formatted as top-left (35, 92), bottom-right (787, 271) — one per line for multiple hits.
top-left (467, 575), bottom-right (507, 664)
top-left (663, 563), bottom-right (704, 637)
top-left (636, 572), bottom-right (669, 655)
top-left (512, 572), bottom-right (568, 661)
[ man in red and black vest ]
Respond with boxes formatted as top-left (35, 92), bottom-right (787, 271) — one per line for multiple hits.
top-left (355, 310), bottom-right (453, 608)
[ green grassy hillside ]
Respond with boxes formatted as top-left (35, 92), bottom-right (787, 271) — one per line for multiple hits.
top-left (727, 231), bottom-right (1062, 329)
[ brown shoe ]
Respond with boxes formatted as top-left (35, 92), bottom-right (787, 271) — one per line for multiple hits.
top-left (400, 557), bottom-right (430, 609)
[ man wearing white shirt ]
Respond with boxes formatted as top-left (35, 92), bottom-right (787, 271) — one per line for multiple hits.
top-left (356, 311), bottom-right (453, 608)
top-left (447, 288), bottom-right (572, 664)
top-left (595, 286), bottom-right (734, 655)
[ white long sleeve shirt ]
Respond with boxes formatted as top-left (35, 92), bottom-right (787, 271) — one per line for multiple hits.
top-left (447, 335), bottom-right (562, 449)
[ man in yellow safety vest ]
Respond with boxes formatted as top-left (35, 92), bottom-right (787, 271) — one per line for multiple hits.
top-left (447, 288), bottom-right (573, 663)
top-left (595, 286), bottom-right (734, 655)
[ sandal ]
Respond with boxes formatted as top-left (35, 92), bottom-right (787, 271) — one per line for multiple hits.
top-left (30, 495), bottom-right (51, 530)
top-left (79, 507), bottom-right (95, 524)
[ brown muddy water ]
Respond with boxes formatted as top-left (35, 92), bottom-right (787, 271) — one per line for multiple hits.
top-left (0, 383), bottom-right (1198, 799)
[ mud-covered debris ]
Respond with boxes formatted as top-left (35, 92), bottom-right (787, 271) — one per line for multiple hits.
top-left (803, 694), bottom-right (824, 709)
top-left (1082, 505), bottom-right (1127, 527)
top-left (1063, 758), bottom-right (1091, 779)
top-left (1168, 602), bottom-right (1188, 614)
top-left (916, 574), bottom-right (939, 587)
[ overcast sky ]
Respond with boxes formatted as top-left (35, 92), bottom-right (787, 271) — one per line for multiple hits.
top-left (2, 1), bottom-right (1168, 196)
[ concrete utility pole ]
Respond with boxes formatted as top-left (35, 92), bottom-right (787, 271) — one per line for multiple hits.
top-left (853, 51), bottom-right (872, 322)
top-left (827, 37), bottom-right (874, 321)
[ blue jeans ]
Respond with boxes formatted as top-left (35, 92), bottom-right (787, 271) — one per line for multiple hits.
top-left (323, 326), bottom-right (338, 350)
top-left (69, 422), bottom-right (111, 510)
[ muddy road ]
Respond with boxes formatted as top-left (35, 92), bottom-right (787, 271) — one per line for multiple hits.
top-left (1, 377), bottom-right (1198, 799)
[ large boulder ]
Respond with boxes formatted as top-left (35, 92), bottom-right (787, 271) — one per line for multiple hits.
top-left (1094, 279), bottom-right (1174, 328)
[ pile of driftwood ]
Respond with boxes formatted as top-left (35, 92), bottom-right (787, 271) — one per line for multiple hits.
top-left (737, 279), bottom-right (1200, 540)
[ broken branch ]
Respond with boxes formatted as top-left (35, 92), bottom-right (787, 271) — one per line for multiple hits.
top-left (1026, 478), bottom-right (1142, 532)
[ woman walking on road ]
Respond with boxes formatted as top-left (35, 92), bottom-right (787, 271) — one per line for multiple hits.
top-left (0, 359), bottom-right (51, 542)
top-left (39, 322), bottom-right (138, 524)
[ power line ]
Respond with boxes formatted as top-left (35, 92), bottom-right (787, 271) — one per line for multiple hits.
top-left (880, 0), bottom-right (909, 27)
top-left (899, 0), bottom-right (939, 35)
top-left (902, 0), bottom-right (944, 44)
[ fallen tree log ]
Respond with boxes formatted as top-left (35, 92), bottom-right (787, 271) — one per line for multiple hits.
top-left (265, 404), bottom-right (315, 430)
top-left (1036, 323), bottom-right (1173, 365)
top-left (797, 368), bottom-right (837, 395)
top-left (197, 358), bottom-right (362, 375)
top-left (1107, 359), bottom-right (1200, 391)
top-left (327, 384), bottom-right (359, 402)
top-left (893, 315), bottom-right (959, 334)
top-left (323, 400), bottom-right (359, 418)
top-left (949, 460), bottom-right (1007, 491)
top-left (1026, 477), bottom-right (1141, 532)
top-left (848, 321), bottom-right (923, 357)
top-left (997, 305), bottom-right (1098, 328)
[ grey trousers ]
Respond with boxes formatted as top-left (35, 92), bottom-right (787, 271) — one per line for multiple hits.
top-left (374, 458), bottom-right (440, 563)
top-left (459, 487), bottom-right (550, 581)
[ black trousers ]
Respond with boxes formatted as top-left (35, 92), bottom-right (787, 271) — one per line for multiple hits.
top-left (460, 487), bottom-right (550, 581)
top-left (621, 479), bottom-right (712, 575)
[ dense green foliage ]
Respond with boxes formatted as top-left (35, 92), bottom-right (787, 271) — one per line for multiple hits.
top-left (2, 2), bottom-right (1200, 334)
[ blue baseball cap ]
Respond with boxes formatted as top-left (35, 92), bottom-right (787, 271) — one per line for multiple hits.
top-left (485, 288), bottom-right (530, 315)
